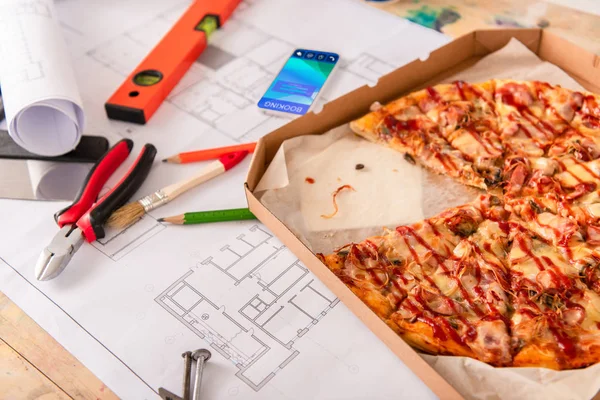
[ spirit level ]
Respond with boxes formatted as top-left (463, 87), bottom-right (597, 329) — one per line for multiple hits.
top-left (105, 0), bottom-right (241, 124)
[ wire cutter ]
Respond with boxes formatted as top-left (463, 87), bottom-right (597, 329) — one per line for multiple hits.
top-left (35, 139), bottom-right (157, 281)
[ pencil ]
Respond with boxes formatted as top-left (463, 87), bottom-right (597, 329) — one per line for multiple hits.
top-left (158, 208), bottom-right (256, 225)
top-left (162, 142), bottom-right (256, 164)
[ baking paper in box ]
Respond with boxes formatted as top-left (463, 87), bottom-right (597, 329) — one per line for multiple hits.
top-left (254, 125), bottom-right (479, 254)
top-left (0, 0), bottom-right (85, 156)
top-left (255, 38), bottom-right (600, 400)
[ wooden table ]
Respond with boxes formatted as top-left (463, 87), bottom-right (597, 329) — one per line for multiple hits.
top-left (2, 1), bottom-right (600, 398)
top-left (0, 293), bottom-right (117, 399)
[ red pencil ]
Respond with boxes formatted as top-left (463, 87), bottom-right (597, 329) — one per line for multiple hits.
top-left (162, 142), bottom-right (256, 164)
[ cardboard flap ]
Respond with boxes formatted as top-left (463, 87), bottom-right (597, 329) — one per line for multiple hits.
top-left (539, 30), bottom-right (600, 93)
top-left (474, 28), bottom-right (541, 55)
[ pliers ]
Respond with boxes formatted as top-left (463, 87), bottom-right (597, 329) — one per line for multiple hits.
top-left (35, 139), bottom-right (157, 281)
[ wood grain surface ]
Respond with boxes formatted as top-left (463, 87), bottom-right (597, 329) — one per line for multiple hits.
top-left (0, 293), bottom-right (117, 399)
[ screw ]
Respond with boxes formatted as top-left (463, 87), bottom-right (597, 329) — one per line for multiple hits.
top-left (191, 349), bottom-right (211, 400)
top-left (181, 351), bottom-right (193, 400)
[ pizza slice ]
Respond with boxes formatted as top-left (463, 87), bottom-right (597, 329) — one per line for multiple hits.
top-left (350, 85), bottom-right (498, 190)
top-left (412, 81), bottom-right (504, 188)
top-left (318, 195), bottom-right (513, 366)
top-left (494, 80), bottom-right (569, 157)
top-left (507, 226), bottom-right (600, 369)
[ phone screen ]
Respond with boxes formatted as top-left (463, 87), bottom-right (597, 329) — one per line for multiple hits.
top-left (258, 49), bottom-right (339, 115)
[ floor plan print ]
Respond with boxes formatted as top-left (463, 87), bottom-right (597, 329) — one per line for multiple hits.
top-left (92, 214), bottom-right (165, 261)
top-left (156, 225), bottom-right (339, 391)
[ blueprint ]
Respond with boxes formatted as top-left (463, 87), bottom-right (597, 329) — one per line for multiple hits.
top-left (0, 0), bottom-right (449, 398)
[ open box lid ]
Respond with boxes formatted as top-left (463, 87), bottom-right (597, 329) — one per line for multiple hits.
top-left (244, 28), bottom-right (600, 400)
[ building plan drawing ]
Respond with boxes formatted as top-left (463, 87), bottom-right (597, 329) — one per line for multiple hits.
top-left (156, 225), bottom-right (339, 391)
top-left (0, 0), bottom-right (450, 399)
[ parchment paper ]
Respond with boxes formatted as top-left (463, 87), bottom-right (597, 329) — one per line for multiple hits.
top-left (254, 38), bottom-right (600, 399)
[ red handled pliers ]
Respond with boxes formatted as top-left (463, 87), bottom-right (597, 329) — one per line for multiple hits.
top-left (35, 139), bottom-right (157, 281)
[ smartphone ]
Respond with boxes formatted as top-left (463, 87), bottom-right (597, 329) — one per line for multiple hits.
top-left (258, 49), bottom-right (339, 116)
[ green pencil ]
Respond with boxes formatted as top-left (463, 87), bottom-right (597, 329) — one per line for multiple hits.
top-left (157, 208), bottom-right (256, 225)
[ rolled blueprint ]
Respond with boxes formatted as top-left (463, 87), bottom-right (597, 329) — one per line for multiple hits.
top-left (0, 0), bottom-right (84, 156)
top-left (27, 160), bottom-right (91, 200)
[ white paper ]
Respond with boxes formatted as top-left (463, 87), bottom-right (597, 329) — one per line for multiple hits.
top-left (254, 38), bottom-right (600, 400)
top-left (26, 160), bottom-right (92, 200)
top-left (0, 0), bottom-right (84, 156)
top-left (0, 0), bottom-right (450, 399)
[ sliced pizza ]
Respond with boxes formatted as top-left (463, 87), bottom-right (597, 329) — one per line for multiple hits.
top-left (318, 195), bottom-right (513, 366)
top-left (507, 225), bottom-right (600, 369)
top-left (319, 79), bottom-right (600, 370)
top-left (494, 80), bottom-right (570, 157)
top-left (350, 86), bottom-right (496, 190)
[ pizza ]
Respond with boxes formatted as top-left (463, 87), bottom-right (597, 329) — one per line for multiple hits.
top-left (318, 80), bottom-right (600, 369)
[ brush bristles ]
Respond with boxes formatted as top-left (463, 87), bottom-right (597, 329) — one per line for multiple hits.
top-left (107, 202), bottom-right (146, 229)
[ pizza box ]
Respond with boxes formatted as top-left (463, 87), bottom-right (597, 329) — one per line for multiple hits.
top-left (244, 28), bottom-right (600, 400)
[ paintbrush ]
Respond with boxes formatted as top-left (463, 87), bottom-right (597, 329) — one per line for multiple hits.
top-left (107, 151), bottom-right (248, 229)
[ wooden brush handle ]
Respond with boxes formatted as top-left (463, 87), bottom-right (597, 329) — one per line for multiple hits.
top-left (162, 160), bottom-right (226, 200)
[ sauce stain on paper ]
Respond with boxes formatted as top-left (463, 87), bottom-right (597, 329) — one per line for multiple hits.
top-left (321, 184), bottom-right (356, 219)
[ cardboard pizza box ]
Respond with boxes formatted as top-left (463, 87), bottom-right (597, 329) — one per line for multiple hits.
top-left (244, 29), bottom-right (600, 400)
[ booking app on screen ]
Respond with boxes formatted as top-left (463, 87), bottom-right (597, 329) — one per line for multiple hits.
top-left (258, 49), bottom-right (338, 115)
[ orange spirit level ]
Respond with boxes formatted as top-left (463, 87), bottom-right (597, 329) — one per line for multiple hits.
top-left (105, 0), bottom-right (241, 124)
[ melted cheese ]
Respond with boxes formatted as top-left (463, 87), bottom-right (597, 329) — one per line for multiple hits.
top-left (556, 158), bottom-right (600, 188)
top-left (572, 289), bottom-right (600, 331)
top-left (337, 80), bottom-right (600, 367)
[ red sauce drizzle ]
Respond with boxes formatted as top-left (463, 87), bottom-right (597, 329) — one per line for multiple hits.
top-left (562, 243), bottom-right (574, 263)
top-left (500, 84), bottom-right (553, 145)
top-left (455, 81), bottom-right (467, 100)
top-left (383, 114), bottom-right (421, 133)
top-left (540, 256), bottom-right (572, 290)
top-left (549, 326), bottom-right (576, 358)
top-left (533, 82), bottom-right (572, 128)
top-left (402, 235), bottom-right (422, 265)
top-left (582, 115), bottom-right (600, 128)
top-left (394, 270), bottom-right (408, 284)
top-left (465, 129), bottom-right (497, 155)
top-left (397, 226), bottom-right (446, 265)
top-left (427, 220), bottom-right (451, 255)
top-left (497, 221), bottom-right (510, 235)
top-left (459, 316), bottom-right (478, 341)
top-left (426, 86), bottom-right (442, 103)
top-left (305, 177), bottom-right (315, 184)
top-left (433, 152), bottom-right (458, 172)
top-left (367, 269), bottom-right (385, 286)
top-left (453, 80), bottom-right (496, 110)
top-left (571, 157), bottom-right (600, 180)
top-left (585, 95), bottom-right (600, 112)
top-left (417, 316), bottom-right (447, 341)
top-left (533, 214), bottom-right (562, 240)
top-left (516, 236), bottom-right (545, 271)
top-left (390, 279), bottom-right (405, 302)
top-left (499, 89), bottom-right (525, 110)
top-left (519, 110), bottom-right (554, 139)
top-left (364, 240), bottom-right (379, 256)
top-left (517, 121), bottom-right (536, 141)
top-left (454, 275), bottom-right (484, 317)
top-left (556, 159), bottom-right (584, 184)
top-left (436, 317), bottom-right (466, 345)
